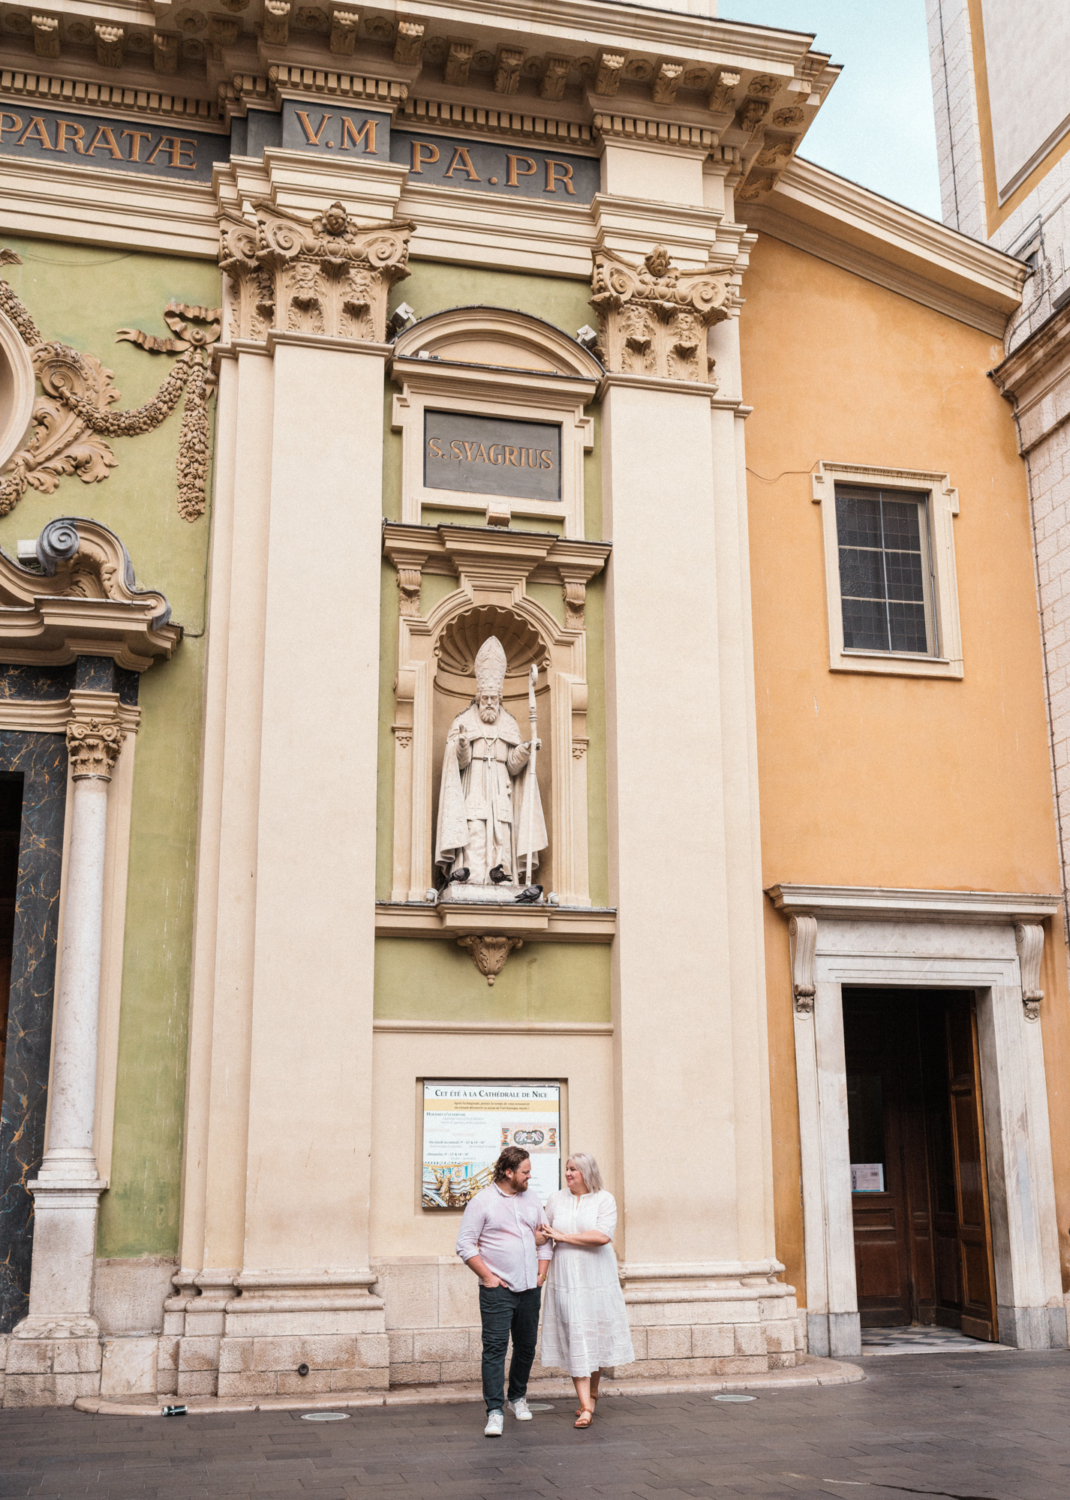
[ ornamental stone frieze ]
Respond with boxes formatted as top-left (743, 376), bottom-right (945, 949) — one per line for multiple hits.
top-left (218, 201), bottom-right (414, 343)
top-left (0, 251), bottom-right (218, 522)
top-left (590, 245), bottom-right (733, 384)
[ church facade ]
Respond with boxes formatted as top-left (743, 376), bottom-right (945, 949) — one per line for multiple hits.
top-left (0, 0), bottom-right (1066, 1408)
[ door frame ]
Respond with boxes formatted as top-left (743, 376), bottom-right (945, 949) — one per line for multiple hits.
top-left (768, 885), bottom-right (1067, 1358)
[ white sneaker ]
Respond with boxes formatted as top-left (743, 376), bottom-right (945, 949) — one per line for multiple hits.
top-left (484, 1409), bottom-right (504, 1437)
top-left (508, 1398), bottom-right (533, 1421)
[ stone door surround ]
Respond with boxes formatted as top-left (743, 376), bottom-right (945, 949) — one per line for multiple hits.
top-left (768, 884), bottom-right (1067, 1358)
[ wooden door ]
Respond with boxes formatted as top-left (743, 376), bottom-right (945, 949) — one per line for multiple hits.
top-left (844, 993), bottom-right (913, 1325)
top-left (944, 998), bottom-right (998, 1341)
top-left (844, 988), bottom-right (997, 1338)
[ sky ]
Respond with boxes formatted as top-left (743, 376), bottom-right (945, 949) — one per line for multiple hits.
top-left (720, 0), bottom-right (943, 219)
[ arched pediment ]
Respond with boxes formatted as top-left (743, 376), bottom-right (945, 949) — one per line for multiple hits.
top-left (392, 306), bottom-right (603, 381)
top-left (0, 517), bottom-right (180, 671)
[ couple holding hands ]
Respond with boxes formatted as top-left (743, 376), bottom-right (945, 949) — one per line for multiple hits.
top-left (455, 1144), bottom-right (635, 1436)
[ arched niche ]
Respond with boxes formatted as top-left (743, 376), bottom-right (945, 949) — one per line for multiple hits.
top-left (0, 307), bottom-right (35, 474)
top-left (384, 524), bottom-right (610, 910)
top-left (431, 605), bottom-right (554, 892)
top-left (389, 306), bottom-right (602, 538)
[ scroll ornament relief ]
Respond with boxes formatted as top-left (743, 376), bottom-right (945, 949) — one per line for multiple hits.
top-left (590, 245), bottom-right (732, 384)
top-left (218, 200), bottom-right (414, 343)
top-left (1015, 920), bottom-right (1045, 1021)
top-left (0, 252), bottom-right (218, 521)
top-left (789, 914), bottom-right (817, 1015)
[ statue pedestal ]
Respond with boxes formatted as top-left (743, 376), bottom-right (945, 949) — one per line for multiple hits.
top-left (438, 881), bottom-right (525, 904)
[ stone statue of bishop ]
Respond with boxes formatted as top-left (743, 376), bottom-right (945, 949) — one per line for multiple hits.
top-left (435, 636), bottom-right (547, 897)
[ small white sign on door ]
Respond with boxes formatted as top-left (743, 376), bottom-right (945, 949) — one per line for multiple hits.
top-left (851, 1163), bottom-right (885, 1193)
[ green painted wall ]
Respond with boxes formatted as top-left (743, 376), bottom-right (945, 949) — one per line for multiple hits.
top-left (388, 260), bottom-right (593, 336)
top-left (0, 236), bottom-right (220, 1257)
top-left (375, 939), bottom-right (611, 1023)
top-left (376, 258), bottom-right (610, 1011)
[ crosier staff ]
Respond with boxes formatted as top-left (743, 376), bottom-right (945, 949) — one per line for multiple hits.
top-left (525, 664), bottom-right (538, 888)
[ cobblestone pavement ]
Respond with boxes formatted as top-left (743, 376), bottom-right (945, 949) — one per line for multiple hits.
top-left (1, 1351), bottom-right (1068, 1499)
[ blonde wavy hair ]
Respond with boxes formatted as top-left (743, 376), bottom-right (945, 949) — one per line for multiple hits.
top-left (566, 1152), bottom-right (604, 1192)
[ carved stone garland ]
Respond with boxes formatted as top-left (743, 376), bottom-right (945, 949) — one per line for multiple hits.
top-left (590, 245), bottom-right (732, 384)
top-left (218, 200), bottom-right (414, 343)
top-left (0, 251), bottom-right (218, 522)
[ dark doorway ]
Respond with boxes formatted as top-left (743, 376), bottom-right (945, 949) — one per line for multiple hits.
top-left (0, 775), bottom-right (22, 1110)
top-left (843, 988), bottom-right (997, 1340)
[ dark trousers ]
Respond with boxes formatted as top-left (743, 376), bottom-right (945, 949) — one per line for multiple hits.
top-left (478, 1284), bottom-right (541, 1413)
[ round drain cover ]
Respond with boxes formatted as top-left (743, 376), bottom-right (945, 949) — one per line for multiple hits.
top-left (526, 1402), bottom-right (555, 1412)
top-left (714, 1393), bottom-right (756, 1403)
top-left (301, 1411), bottom-right (350, 1421)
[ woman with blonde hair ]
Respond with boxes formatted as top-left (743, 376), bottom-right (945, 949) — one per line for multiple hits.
top-left (539, 1151), bottom-right (634, 1428)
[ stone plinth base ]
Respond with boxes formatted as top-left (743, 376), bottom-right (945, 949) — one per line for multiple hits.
top-left (3, 1330), bottom-right (102, 1408)
top-left (621, 1261), bottom-right (800, 1376)
top-left (164, 1273), bottom-right (389, 1401)
top-left (375, 1255), bottom-right (802, 1387)
top-left (73, 1354), bottom-right (866, 1417)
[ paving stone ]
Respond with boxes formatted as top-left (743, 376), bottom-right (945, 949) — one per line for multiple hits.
top-left (2, 1351), bottom-right (1070, 1497)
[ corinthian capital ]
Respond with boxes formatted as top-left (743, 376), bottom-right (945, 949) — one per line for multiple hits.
top-left (590, 245), bottom-right (733, 384)
top-left (219, 202), bottom-right (414, 344)
top-left (67, 715), bottom-right (124, 781)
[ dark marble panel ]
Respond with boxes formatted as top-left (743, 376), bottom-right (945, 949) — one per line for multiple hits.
top-left (0, 665), bottom-right (74, 702)
top-left (116, 668), bottom-right (140, 708)
top-left (74, 656), bottom-right (116, 694)
top-left (0, 731), bottom-right (67, 1332)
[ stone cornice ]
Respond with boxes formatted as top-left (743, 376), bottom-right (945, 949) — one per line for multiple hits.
top-left (744, 157), bottom-right (1025, 336)
top-left (0, 696), bottom-right (140, 736)
top-left (0, 516), bottom-right (180, 672)
top-left (766, 883), bottom-right (1062, 924)
top-left (990, 299), bottom-right (1070, 403)
top-left (382, 521), bottom-right (611, 584)
top-left (374, 900), bottom-right (617, 941)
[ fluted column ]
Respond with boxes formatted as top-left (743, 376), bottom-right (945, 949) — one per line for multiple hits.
top-left (14, 705), bottom-right (123, 1340)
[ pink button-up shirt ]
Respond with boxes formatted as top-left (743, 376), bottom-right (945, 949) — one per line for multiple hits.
top-left (456, 1183), bottom-right (553, 1292)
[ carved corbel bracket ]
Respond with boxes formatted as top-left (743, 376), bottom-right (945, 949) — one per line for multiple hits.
top-left (789, 915), bottom-right (817, 1015)
top-left (1015, 921), bottom-right (1045, 1021)
top-left (562, 577), bottom-right (586, 629)
top-left (219, 202), bottom-right (413, 343)
top-left (457, 934), bottom-right (523, 986)
top-left (591, 245), bottom-right (733, 384)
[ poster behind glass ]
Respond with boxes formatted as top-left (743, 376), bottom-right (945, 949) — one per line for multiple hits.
top-left (422, 1081), bottom-right (561, 1209)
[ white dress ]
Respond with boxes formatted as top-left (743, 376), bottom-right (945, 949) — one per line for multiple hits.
top-left (540, 1189), bottom-right (635, 1377)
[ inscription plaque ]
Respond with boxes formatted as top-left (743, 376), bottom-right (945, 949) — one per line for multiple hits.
top-left (424, 411), bottom-right (561, 502)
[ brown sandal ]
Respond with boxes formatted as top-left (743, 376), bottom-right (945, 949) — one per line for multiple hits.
top-left (575, 1395), bottom-right (599, 1416)
top-left (574, 1408), bottom-right (594, 1428)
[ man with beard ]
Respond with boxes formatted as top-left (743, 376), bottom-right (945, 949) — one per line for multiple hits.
top-left (456, 1145), bottom-right (552, 1436)
top-left (435, 635), bottom-right (546, 893)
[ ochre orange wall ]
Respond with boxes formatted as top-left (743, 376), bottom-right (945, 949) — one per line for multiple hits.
top-left (740, 232), bottom-right (1070, 1307)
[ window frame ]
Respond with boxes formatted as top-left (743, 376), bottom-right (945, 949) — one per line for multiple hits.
top-left (812, 461), bottom-right (963, 680)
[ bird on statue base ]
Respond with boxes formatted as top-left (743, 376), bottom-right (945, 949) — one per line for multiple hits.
top-left (452, 868), bottom-right (470, 883)
top-left (489, 865), bottom-right (510, 885)
top-left (515, 885), bottom-right (543, 904)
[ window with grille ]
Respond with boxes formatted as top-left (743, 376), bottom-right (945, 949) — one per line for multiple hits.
top-left (835, 485), bottom-right (936, 656)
